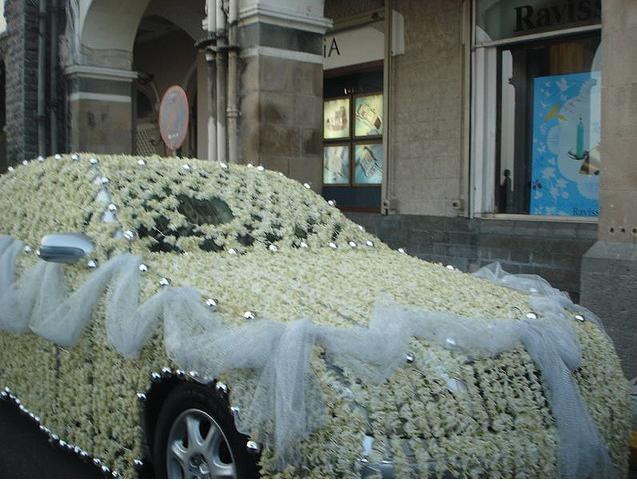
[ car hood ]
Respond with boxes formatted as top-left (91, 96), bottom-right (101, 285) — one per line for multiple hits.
top-left (144, 247), bottom-right (531, 329)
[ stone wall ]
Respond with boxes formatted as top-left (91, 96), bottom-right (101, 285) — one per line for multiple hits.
top-left (239, 23), bottom-right (324, 188)
top-left (580, 0), bottom-right (637, 380)
top-left (388, 0), bottom-right (465, 217)
top-left (2, 0), bottom-right (66, 164)
top-left (3, 0), bottom-right (39, 164)
top-left (347, 212), bottom-right (597, 301)
top-left (0, 32), bottom-right (7, 172)
top-left (68, 96), bottom-right (133, 154)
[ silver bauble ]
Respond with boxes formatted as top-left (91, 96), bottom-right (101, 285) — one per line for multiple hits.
top-left (246, 440), bottom-right (261, 454)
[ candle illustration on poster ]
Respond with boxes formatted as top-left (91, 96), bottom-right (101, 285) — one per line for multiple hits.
top-left (530, 71), bottom-right (601, 217)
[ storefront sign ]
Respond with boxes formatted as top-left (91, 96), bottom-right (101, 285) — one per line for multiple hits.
top-left (530, 72), bottom-right (601, 217)
top-left (514, 0), bottom-right (600, 33)
top-left (323, 22), bottom-right (384, 71)
top-left (476, 0), bottom-right (601, 42)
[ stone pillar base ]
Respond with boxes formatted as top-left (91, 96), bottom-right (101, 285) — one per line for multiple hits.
top-left (237, 1), bottom-right (331, 189)
top-left (581, 241), bottom-right (637, 379)
top-left (66, 65), bottom-right (136, 154)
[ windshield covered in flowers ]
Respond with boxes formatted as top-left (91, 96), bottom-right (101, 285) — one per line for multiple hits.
top-left (98, 157), bottom-right (371, 254)
top-left (136, 194), bottom-right (236, 252)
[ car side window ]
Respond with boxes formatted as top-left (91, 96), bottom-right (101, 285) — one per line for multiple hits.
top-left (176, 195), bottom-right (234, 226)
top-left (138, 194), bottom-right (234, 253)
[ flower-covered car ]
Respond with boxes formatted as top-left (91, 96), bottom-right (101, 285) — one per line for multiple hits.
top-left (0, 154), bottom-right (631, 479)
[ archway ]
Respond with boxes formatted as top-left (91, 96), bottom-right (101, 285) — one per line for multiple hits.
top-left (132, 5), bottom-right (204, 157)
top-left (66, 0), bottom-right (204, 154)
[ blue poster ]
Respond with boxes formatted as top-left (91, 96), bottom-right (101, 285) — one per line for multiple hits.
top-left (530, 72), bottom-right (601, 217)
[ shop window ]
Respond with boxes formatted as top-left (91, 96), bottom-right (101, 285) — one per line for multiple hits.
top-left (322, 69), bottom-right (383, 211)
top-left (495, 33), bottom-right (601, 217)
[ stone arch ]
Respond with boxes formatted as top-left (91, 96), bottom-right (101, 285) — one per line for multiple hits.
top-left (67, 0), bottom-right (204, 154)
top-left (79, 0), bottom-right (151, 69)
top-left (76, 0), bottom-right (204, 70)
top-left (142, 0), bottom-right (204, 43)
top-left (132, 1), bottom-right (205, 157)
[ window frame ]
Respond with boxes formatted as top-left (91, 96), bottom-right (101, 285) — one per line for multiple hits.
top-left (322, 89), bottom-right (383, 189)
top-left (470, 5), bottom-right (602, 222)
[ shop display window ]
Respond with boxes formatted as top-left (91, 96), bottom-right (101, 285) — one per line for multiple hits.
top-left (322, 68), bottom-right (383, 211)
top-left (323, 144), bottom-right (351, 185)
top-left (354, 94), bottom-right (383, 137)
top-left (495, 33), bottom-right (601, 216)
top-left (323, 98), bottom-right (351, 140)
top-left (354, 142), bottom-right (383, 185)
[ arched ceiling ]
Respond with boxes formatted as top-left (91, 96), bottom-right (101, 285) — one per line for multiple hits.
top-left (81, 0), bottom-right (151, 54)
top-left (77, 0), bottom-right (204, 70)
top-left (142, 0), bottom-right (205, 42)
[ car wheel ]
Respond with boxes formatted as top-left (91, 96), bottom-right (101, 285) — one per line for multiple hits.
top-left (152, 383), bottom-right (259, 479)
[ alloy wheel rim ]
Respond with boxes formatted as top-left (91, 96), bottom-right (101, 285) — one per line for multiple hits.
top-left (166, 408), bottom-right (237, 479)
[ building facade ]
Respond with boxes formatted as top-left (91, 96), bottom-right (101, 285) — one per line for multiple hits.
top-left (0, 0), bottom-right (634, 378)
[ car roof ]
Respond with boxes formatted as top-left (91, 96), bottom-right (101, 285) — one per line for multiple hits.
top-left (0, 154), bottom-right (377, 256)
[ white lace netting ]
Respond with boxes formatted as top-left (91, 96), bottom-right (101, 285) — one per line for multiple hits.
top-left (473, 262), bottom-right (608, 334)
top-left (0, 235), bottom-right (616, 477)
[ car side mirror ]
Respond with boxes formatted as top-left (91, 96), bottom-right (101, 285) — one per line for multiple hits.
top-left (38, 233), bottom-right (95, 264)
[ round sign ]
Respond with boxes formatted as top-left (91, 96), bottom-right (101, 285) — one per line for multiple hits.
top-left (159, 86), bottom-right (189, 152)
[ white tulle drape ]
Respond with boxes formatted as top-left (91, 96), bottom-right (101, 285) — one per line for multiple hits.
top-left (473, 262), bottom-right (607, 334)
top-left (0, 235), bottom-right (615, 477)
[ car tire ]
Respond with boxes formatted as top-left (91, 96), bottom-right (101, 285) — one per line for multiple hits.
top-left (152, 383), bottom-right (259, 479)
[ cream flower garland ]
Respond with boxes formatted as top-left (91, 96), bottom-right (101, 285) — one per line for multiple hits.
top-left (0, 154), bottom-right (632, 478)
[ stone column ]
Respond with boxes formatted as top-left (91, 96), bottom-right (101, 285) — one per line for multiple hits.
top-left (580, 0), bottom-right (637, 379)
top-left (237, 0), bottom-right (330, 188)
top-left (65, 65), bottom-right (137, 154)
top-left (3, 0), bottom-right (40, 164)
